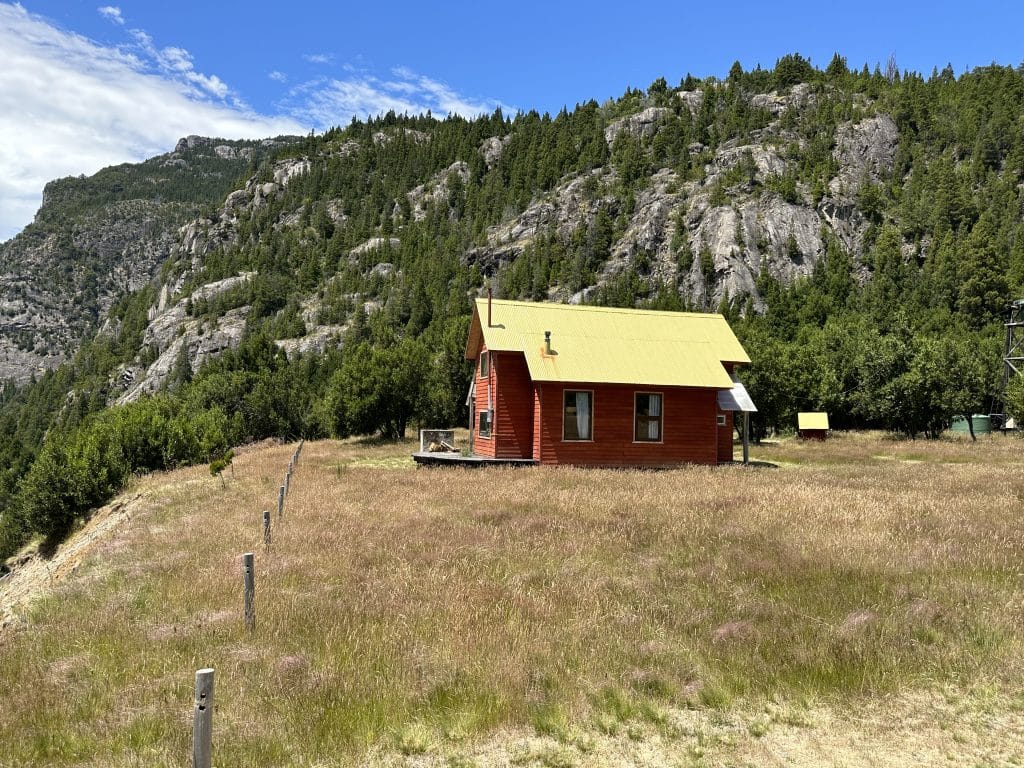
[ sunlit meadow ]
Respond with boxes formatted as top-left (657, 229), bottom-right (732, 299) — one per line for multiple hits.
top-left (1, 432), bottom-right (1022, 766)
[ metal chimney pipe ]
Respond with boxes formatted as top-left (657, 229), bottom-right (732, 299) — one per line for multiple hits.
top-left (487, 286), bottom-right (492, 328)
top-left (544, 330), bottom-right (551, 355)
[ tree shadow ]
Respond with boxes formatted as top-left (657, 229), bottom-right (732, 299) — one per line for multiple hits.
top-left (37, 530), bottom-right (69, 560)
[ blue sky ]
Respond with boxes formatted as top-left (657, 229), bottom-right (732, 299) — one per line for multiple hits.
top-left (2, 0), bottom-right (1024, 240)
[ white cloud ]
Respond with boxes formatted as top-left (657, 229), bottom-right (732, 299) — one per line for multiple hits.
top-left (158, 45), bottom-right (192, 72)
top-left (0, 5), bottom-right (510, 242)
top-left (0, 3), bottom-right (304, 241)
top-left (97, 5), bottom-right (123, 25)
top-left (126, 29), bottom-right (230, 100)
top-left (281, 67), bottom-right (510, 129)
top-left (268, 70), bottom-right (287, 83)
top-left (303, 53), bottom-right (332, 65)
top-left (401, 70), bottom-right (501, 117)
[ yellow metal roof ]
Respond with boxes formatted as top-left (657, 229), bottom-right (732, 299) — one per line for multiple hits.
top-left (798, 412), bottom-right (830, 430)
top-left (467, 299), bottom-right (750, 389)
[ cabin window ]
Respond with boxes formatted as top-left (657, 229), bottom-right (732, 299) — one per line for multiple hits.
top-left (635, 393), bottom-right (663, 442)
top-left (563, 390), bottom-right (593, 441)
top-left (717, 414), bottom-right (727, 426)
top-left (479, 351), bottom-right (490, 377)
top-left (479, 410), bottom-right (492, 438)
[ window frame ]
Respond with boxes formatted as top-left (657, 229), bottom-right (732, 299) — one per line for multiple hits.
top-left (633, 392), bottom-right (665, 444)
top-left (562, 389), bottom-right (595, 442)
top-left (479, 350), bottom-right (490, 378)
top-left (478, 409), bottom-right (492, 439)
top-left (717, 413), bottom-right (727, 427)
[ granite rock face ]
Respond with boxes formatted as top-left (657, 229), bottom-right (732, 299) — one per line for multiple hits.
top-left (0, 135), bottom-right (299, 384)
top-left (106, 148), bottom-right (369, 397)
top-left (0, 200), bottom-right (187, 382)
top-left (479, 135), bottom-right (511, 167)
top-left (406, 161), bottom-right (470, 221)
top-left (464, 91), bottom-right (898, 311)
top-left (828, 114), bottom-right (899, 199)
top-left (114, 273), bottom-right (256, 403)
top-left (0, 89), bottom-right (904, 392)
top-left (604, 107), bottom-right (672, 145)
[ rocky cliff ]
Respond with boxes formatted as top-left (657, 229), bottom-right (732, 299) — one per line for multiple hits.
top-left (0, 82), bottom-right (906, 390)
top-left (0, 135), bottom-right (298, 383)
top-left (470, 89), bottom-right (897, 309)
top-left (112, 154), bottom-right (327, 403)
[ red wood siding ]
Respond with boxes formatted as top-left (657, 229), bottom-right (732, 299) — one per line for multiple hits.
top-left (473, 346), bottom-right (496, 458)
top-left (492, 352), bottom-right (534, 458)
top-left (536, 382), bottom-right (721, 467)
top-left (532, 384), bottom-right (542, 461)
top-left (717, 410), bottom-right (734, 463)
top-left (470, 349), bottom-right (534, 459)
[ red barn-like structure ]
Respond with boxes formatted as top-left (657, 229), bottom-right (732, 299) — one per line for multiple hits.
top-left (457, 297), bottom-right (755, 468)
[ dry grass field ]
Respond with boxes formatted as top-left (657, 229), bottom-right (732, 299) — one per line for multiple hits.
top-left (1, 431), bottom-right (1023, 767)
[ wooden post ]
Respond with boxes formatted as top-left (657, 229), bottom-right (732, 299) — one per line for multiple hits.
top-left (278, 485), bottom-right (285, 519)
top-left (262, 510), bottom-right (271, 550)
top-left (242, 553), bottom-right (255, 631)
top-left (742, 411), bottom-right (750, 466)
top-left (192, 668), bottom-right (214, 768)
top-left (284, 472), bottom-right (290, 496)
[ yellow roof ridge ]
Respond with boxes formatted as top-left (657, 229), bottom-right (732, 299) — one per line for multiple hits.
top-left (475, 297), bottom-right (725, 320)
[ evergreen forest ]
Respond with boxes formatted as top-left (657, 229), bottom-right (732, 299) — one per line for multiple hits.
top-left (3, 53), bottom-right (1024, 562)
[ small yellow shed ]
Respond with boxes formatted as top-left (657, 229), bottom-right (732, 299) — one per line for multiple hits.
top-left (797, 412), bottom-right (829, 440)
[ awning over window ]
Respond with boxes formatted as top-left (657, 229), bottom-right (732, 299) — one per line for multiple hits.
top-left (717, 379), bottom-right (757, 412)
top-left (465, 378), bottom-right (475, 406)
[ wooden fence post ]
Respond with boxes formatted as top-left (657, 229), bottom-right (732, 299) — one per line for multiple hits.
top-left (262, 510), bottom-right (271, 550)
top-left (742, 411), bottom-right (750, 466)
top-left (284, 471), bottom-right (290, 496)
top-left (242, 553), bottom-right (255, 632)
top-left (192, 668), bottom-right (214, 768)
top-left (278, 485), bottom-right (285, 519)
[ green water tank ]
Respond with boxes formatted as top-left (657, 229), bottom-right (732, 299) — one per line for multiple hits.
top-left (950, 414), bottom-right (993, 435)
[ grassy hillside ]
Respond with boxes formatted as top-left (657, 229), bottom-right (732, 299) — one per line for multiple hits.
top-left (8, 58), bottom-right (1024, 578)
top-left (2, 433), bottom-right (1023, 766)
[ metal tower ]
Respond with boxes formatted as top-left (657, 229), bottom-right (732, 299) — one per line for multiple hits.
top-left (996, 299), bottom-right (1024, 429)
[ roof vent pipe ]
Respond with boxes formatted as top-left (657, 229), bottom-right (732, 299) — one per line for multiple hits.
top-left (487, 286), bottom-right (492, 328)
top-left (545, 330), bottom-right (551, 355)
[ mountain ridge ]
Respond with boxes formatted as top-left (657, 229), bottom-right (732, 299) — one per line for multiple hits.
top-left (0, 134), bottom-right (301, 383)
top-left (3, 56), bottom-right (1024, 563)
top-left (88, 82), bottom-right (903, 398)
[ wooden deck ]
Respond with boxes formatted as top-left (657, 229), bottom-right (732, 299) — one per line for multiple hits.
top-left (411, 452), bottom-right (538, 467)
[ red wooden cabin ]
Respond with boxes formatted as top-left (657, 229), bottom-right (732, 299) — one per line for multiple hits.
top-left (464, 298), bottom-right (755, 467)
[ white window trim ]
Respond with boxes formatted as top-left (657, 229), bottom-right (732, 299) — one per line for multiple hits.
top-left (717, 413), bottom-right (727, 426)
top-left (633, 391), bottom-right (665, 444)
top-left (478, 409), bottom-right (493, 439)
top-left (562, 389), bottom-right (595, 442)
top-left (478, 349), bottom-right (493, 440)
